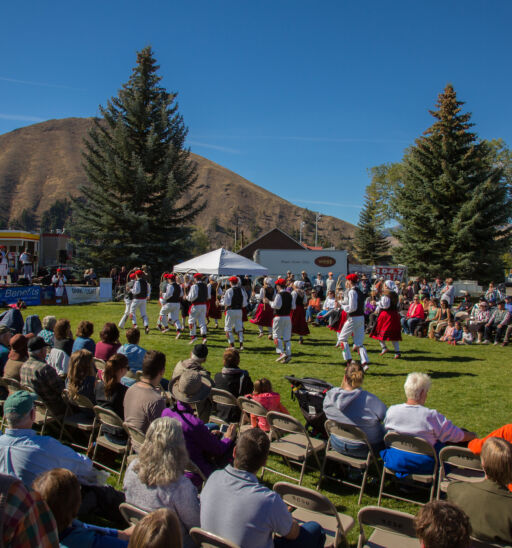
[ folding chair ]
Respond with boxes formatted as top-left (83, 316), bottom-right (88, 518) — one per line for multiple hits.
top-left (0, 379), bottom-right (9, 430)
top-left (469, 537), bottom-right (510, 548)
top-left (91, 406), bottom-right (130, 486)
top-left (318, 420), bottom-right (381, 505)
top-left (378, 432), bottom-right (439, 506)
top-left (437, 445), bottom-right (484, 499)
top-left (261, 411), bottom-right (326, 485)
top-left (119, 502), bottom-right (148, 526)
top-left (21, 384), bottom-right (61, 436)
top-left (2, 377), bottom-right (22, 394)
top-left (237, 396), bottom-right (268, 433)
top-left (356, 505), bottom-right (419, 548)
top-left (93, 358), bottom-right (106, 371)
top-left (123, 422), bottom-right (146, 455)
top-left (185, 459), bottom-right (207, 492)
top-left (59, 389), bottom-right (97, 452)
top-left (190, 527), bottom-right (240, 548)
top-left (274, 481), bottom-right (354, 547)
top-left (209, 388), bottom-right (240, 426)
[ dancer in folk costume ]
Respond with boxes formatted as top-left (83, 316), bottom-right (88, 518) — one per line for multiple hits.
top-left (129, 269), bottom-right (151, 334)
top-left (222, 276), bottom-right (248, 350)
top-left (0, 246), bottom-right (8, 284)
top-left (338, 273), bottom-right (370, 370)
top-left (180, 274), bottom-right (192, 327)
top-left (159, 274), bottom-right (184, 338)
top-left (187, 273), bottom-right (211, 344)
top-left (370, 280), bottom-right (402, 358)
top-left (207, 276), bottom-right (222, 328)
top-left (51, 268), bottom-right (67, 304)
top-left (156, 272), bottom-right (169, 329)
top-left (118, 271), bottom-right (136, 328)
top-left (250, 277), bottom-right (275, 339)
top-left (291, 281), bottom-right (310, 344)
top-left (271, 278), bottom-right (296, 363)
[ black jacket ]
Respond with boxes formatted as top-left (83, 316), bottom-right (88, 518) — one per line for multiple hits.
top-left (213, 368), bottom-right (253, 423)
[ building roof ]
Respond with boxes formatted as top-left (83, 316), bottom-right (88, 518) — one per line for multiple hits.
top-left (237, 227), bottom-right (306, 259)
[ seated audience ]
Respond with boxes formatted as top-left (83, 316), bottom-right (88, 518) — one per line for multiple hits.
top-left (482, 300), bottom-right (511, 345)
top-left (315, 290), bottom-right (336, 324)
top-left (213, 348), bottom-right (253, 423)
top-left (118, 328), bottom-right (146, 374)
top-left (428, 299), bottom-right (452, 339)
top-left (467, 423), bottom-right (512, 456)
top-left (249, 378), bottom-right (289, 432)
top-left (200, 428), bottom-right (325, 548)
top-left (38, 315), bottom-right (57, 347)
top-left (20, 336), bottom-right (66, 416)
top-left (401, 295), bottom-right (425, 335)
top-left (66, 349), bottom-right (96, 417)
top-left (323, 363), bottom-right (387, 456)
top-left (95, 323), bottom-right (121, 362)
top-left (163, 370), bottom-right (235, 485)
top-left (123, 417), bottom-right (199, 547)
top-left (4, 333), bottom-right (29, 380)
top-left (415, 500), bottom-right (471, 548)
top-left (0, 325), bottom-right (12, 375)
top-left (305, 290), bottom-right (321, 323)
top-left (53, 319), bottom-right (74, 356)
top-left (128, 509), bottom-right (182, 548)
top-left (123, 350), bottom-right (166, 434)
top-left (95, 353), bottom-right (129, 444)
top-left (467, 299), bottom-right (490, 342)
top-left (448, 437), bottom-right (512, 545)
top-left (458, 324), bottom-right (474, 345)
top-left (33, 468), bottom-right (131, 548)
top-left (0, 471), bottom-right (59, 547)
top-left (72, 320), bottom-right (96, 354)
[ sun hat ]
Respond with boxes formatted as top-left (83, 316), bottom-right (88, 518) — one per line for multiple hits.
top-left (8, 334), bottom-right (28, 361)
top-left (4, 390), bottom-right (38, 417)
top-left (171, 370), bottom-right (212, 404)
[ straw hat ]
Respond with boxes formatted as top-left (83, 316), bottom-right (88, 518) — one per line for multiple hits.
top-left (171, 370), bottom-right (212, 404)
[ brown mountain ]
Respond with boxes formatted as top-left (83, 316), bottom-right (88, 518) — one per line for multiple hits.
top-left (0, 117), bottom-right (356, 248)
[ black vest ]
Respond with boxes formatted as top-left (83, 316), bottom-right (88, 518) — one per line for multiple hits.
top-left (192, 282), bottom-right (207, 303)
top-left (348, 287), bottom-right (365, 317)
top-left (136, 279), bottom-right (148, 299)
top-left (265, 287), bottom-right (275, 300)
top-left (276, 291), bottom-right (292, 316)
top-left (228, 287), bottom-right (243, 310)
top-left (167, 282), bottom-right (181, 303)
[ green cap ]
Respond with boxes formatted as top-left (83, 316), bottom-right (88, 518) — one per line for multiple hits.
top-left (4, 391), bottom-right (38, 417)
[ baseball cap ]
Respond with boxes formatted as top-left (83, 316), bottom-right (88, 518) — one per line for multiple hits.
top-left (4, 390), bottom-right (38, 417)
top-left (27, 336), bottom-right (50, 352)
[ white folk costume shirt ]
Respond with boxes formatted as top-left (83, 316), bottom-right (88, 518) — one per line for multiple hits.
top-left (163, 283), bottom-right (183, 300)
top-left (223, 287), bottom-right (248, 308)
top-left (375, 295), bottom-right (391, 315)
top-left (342, 288), bottom-right (360, 315)
top-left (291, 290), bottom-right (307, 306)
top-left (19, 252), bottom-right (31, 265)
top-left (132, 280), bottom-right (152, 299)
top-left (52, 275), bottom-right (67, 297)
top-left (188, 283), bottom-right (212, 302)
top-left (270, 292), bottom-right (297, 311)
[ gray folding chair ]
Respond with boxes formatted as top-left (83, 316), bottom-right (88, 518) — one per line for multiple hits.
top-left (437, 445), bottom-right (484, 499)
top-left (21, 384), bottom-right (61, 436)
top-left (356, 505), bottom-right (419, 548)
top-left (93, 358), bottom-right (106, 371)
top-left (59, 389), bottom-right (97, 452)
top-left (92, 406), bottom-right (130, 486)
top-left (190, 527), bottom-right (240, 548)
top-left (261, 411), bottom-right (326, 485)
top-left (274, 481), bottom-right (354, 547)
top-left (209, 388), bottom-right (240, 426)
top-left (119, 502), bottom-right (148, 526)
top-left (318, 420), bottom-right (381, 505)
top-left (2, 377), bottom-right (22, 394)
top-left (237, 396), bottom-right (267, 432)
top-left (469, 537), bottom-right (510, 547)
top-left (123, 422), bottom-right (146, 454)
top-left (378, 432), bottom-right (438, 506)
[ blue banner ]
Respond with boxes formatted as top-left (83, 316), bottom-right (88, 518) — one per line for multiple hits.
top-left (0, 286), bottom-right (41, 306)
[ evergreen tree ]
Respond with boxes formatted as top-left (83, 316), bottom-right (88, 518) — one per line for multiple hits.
top-left (41, 199), bottom-right (72, 232)
top-left (354, 184), bottom-right (390, 264)
top-left (395, 84), bottom-right (511, 281)
top-left (72, 46), bottom-right (204, 274)
top-left (10, 209), bottom-right (38, 232)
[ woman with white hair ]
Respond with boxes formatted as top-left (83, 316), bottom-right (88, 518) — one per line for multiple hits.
top-left (123, 417), bottom-right (199, 548)
top-left (39, 315), bottom-right (57, 347)
top-left (291, 281), bottom-right (309, 344)
top-left (249, 277), bottom-right (275, 339)
top-left (370, 280), bottom-right (402, 359)
top-left (384, 372), bottom-right (476, 447)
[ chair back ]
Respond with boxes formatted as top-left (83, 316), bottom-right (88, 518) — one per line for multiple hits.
top-left (119, 502), bottom-right (148, 526)
top-left (237, 396), bottom-right (267, 418)
top-left (384, 432), bottom-right (438, 464)
top-left (469, 537), bottom-right (510, 548)
top-left (123, 422), bottom-right (146, 451)
top-left (189, 527), bottom-right (240, 548)
top-left (212, 388), bottom-right (239, 408)
top-left (62, 389), bottom-right (95, 411)
top-left (357, 505), bottom-right (417, 548)
top-left (93, 406), bottom-right (123, 428)
top-left (325, 420), bottom-right (371, 445)
top-left (93, 358), bottom-right (106, 371)
top-left (439, 446), bottom-right (483, 473)
top-left (2, 378), bottom-right (22, 394)
top-left (267, 411), bottom-right (305, 436)
top-left (274, 480), bottom-right (341, 517)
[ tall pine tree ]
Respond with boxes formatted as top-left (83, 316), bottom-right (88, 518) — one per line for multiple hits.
top-left (395, 84), bottom-right (511, 281)
top-left (72, 46), bottom-right (204, 274)
top-left (355, 183), bottom-right (390, 264)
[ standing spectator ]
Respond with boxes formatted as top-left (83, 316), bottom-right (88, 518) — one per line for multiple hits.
top-left (4, 333), bottom-right (29, 380)
top-left (440, 278), bottom-right (455, 307)
top-left (401, 295), bottom-right (425, 335)
top-left (95, 323), bottom-right (121, 361)
top-left (72, 320), bottom-right (96, 354)
top-left (482, 300), bottom-right (511, 345)
top-left (118, 327), bottom-right (147, 374)
top-left (415, 501), bottom-right (471, 548)
top-left (0, 245), bottom-right (9, 284)
top-left (418, 278), bottom-right (431, 299)
top-left (313, 273), bottom-right (325, 299)
top-left (430, 276), bottom-right (444, 299)
top-left (485, 282), bottom-right (503, 303)
top-left (0, 325), bottom-right (12, 375)
top-left (300, 270), bottom-right (312, 290)
top-left (53, 319), bottom-right (74, 357)
top-left (51, 269), bottom-right (67, 303)
top-left (359, 274), bottom-right (370, 298)
top-left (325, 272), bottom-right (336, 294)
top-left (39, 316), bottom-right (57, 347)
top-left (19, 249), bottom-right (33, 283)
top-left (118, 266), bottom-right (127, 287)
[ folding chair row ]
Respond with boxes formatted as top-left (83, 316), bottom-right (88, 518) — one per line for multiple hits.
top-left (208, 390), bottom-right (269, 433)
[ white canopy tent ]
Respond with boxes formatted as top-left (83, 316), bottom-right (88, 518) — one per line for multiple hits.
top-left (174, 248), bottom-right (268, 277)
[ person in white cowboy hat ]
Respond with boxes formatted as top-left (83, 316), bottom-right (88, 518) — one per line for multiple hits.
top-left (250, 277), bottom-right (275, 339)
top-left (370, 279), bottom-right (402, 359)
top-left (222, 276), bottom-right (248, 351)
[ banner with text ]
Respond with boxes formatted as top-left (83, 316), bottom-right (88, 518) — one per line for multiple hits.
top-left (66, 286), bottom-right (101, 305)
top-left (0, 286), bottom-right (41, 306)
top-left (374, 266), bottom-right (406, 282)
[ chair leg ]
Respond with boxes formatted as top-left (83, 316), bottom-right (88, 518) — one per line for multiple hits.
top-left (317, 454), bottom-right (328, 490)
top-left (358, 466), bottom-right (369, 506)
top-left (377, 469), bottom-right (386, 506)
top-left (92, 426), bottom-right (101, 462)
top-left (298, 461), bottom-right (306, 486)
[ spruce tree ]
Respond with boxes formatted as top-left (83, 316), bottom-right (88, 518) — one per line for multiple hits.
top-left (354, 184), bottom-right (390, 264)
top-left (395, 84), bottom-right (511, 281)
top-left (72, 46), bottom-right (204, 274)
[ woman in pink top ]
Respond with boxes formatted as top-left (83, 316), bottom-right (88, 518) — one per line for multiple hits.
top-left (94, 322), bottom-right (121, 361)
top-left (249, 378), bottom-right (289, 431)
top-left (400, 295), bottom-right (425, 335)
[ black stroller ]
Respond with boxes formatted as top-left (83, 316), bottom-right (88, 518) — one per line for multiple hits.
top-left (284, 375), bottom-right (334, 438)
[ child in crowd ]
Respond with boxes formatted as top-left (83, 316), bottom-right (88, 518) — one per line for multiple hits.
top-left (444, 321), bottom-right (463, 345)
top-left (249, 378), bottom-right (289, 432)
top-left (439, 320), bottom-right (456, 343)
top-left (458, 325), bottom-right (474, 345)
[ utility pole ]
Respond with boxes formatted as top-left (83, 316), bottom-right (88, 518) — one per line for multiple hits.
top-left (315, 212), bottom-right (322, 247)
top-left (299, 221), bottom-right (306, 244)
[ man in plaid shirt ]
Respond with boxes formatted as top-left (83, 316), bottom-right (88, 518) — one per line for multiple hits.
top-left (483, 300), bottom-right (511, 345)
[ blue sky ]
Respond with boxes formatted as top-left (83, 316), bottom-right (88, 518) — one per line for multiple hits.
top-left (1, 1), bottom-right (511, 226)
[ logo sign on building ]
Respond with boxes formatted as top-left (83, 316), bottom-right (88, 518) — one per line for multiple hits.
top-left (314, 256), bottom-right (336, 268)
top-left (374, 266), bottom-right (406, 282)
top-left (0, 285), bottom-right (41, 306)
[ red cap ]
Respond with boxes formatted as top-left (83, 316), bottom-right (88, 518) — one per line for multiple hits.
top-left (193, 273), bottom-right (203, 279)
top-left (129, 273), bottom-right (136, 279)
top-left (275, 278), bottom-right (287, 286)
top-left (57, 268), bottom-right (62, 272)
top-left (135, 269), bottom-right (144, 276)
top-left (229, 276), bottom-right (239, 284)
top-left (346, 273), bottom-right (359, 283)
top-left (168, 273), bottom-right (176, 280)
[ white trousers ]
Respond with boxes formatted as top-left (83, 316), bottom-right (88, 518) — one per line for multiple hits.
top-left (119, 297), bottom-right (132, 328)
top-left (160, 302), bottom-right (182, 329)
top-left (337, 315), bottom-right (369, 364)
top-left (189, 304), bottom-right (207, 337)
top-left (273, 316), bottom-right (292, 356)
top-left (225, 309), bottom-right (244, 343)
top-left (130, 299), bottom-right (148, 327)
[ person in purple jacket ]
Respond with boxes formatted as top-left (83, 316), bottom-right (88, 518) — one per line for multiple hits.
top-left (163, 371), bottom-right (236, 487)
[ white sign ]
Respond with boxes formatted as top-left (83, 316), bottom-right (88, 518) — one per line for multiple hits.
top-left (66, 286), bottom-right (101, 305)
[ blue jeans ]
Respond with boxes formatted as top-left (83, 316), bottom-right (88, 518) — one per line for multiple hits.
top-left (330, 435), bottom-right (369, 458)
top-left (274, 521), bottom-right (325, 548)
top-left (305, 306), bottom-right (316, 322)
top-left (401, 317), bottom-right (420, 335)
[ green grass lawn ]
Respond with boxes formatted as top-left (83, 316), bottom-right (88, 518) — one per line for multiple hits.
top-left (29, 302), bottom-right (511, 546)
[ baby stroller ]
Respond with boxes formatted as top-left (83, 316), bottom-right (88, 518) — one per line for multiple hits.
top-left (284, 375), bottom-right (334, 438)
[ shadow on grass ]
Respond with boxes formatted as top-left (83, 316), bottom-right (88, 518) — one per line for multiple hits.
top-left (404, 355), bottom-right (484, 363)
top-left (368, 369), bottom-right (477, 378)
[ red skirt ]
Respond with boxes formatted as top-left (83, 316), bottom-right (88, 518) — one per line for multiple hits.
top-left (371, 310), bottom-right (402, 341)
top-left (250, 303), bottom-right (274, 327)
top-left (329, 310), bottom-right (348, 333)
top-left (291, 306), bottom-right (310, 336)
top-left (207, 296), bottom-right (222, 320)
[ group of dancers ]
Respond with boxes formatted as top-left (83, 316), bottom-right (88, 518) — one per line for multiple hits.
top-left (116, 269), bottom-right (403, 369)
